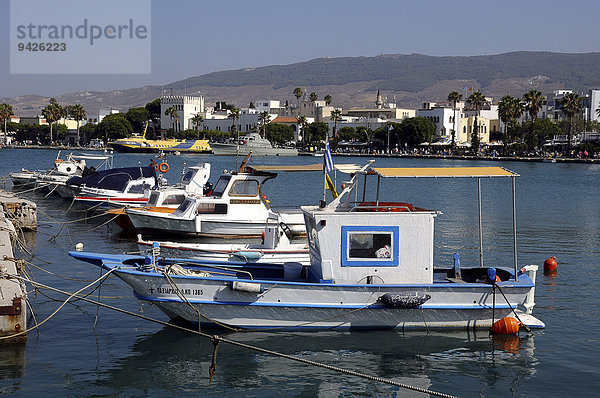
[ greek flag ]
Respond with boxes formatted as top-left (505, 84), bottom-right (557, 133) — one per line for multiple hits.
top-left (324, 141), bottom-right (334, 173)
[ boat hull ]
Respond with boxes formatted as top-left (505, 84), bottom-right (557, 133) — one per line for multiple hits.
top-left (111, 265), bottom-right (543, 330)
top-left (210, 143), bottom-right (298, 156)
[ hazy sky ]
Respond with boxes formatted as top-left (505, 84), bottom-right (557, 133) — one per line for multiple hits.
top-left (2, 0), bottom-right (600, 98)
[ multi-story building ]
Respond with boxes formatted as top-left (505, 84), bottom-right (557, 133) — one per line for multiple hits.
top-left (160, 95), bottom-right (205, 132)
top-left (417, 102), bottom-right (463, 143)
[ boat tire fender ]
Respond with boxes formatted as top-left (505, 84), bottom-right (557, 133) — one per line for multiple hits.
top-left (379, 292), bottom-right (431, 308)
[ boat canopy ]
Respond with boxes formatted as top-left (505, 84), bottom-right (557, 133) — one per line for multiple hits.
top-left (372, 166), bottom-right (519, 178)
top-left (67, 166), bottom-right (156, 191)
top-left (247, 163), bottom-right (362, 173)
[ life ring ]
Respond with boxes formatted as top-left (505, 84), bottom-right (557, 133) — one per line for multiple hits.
top-left (159, 162), bottom-right (169, 173)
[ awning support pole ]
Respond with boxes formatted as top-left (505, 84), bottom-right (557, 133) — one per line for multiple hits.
top-left (512, 176), bottom-right (518, 281)
top-left (478, 177), bottom-right (484, 268)
top-left (376, 175), bottom-right (381, 207)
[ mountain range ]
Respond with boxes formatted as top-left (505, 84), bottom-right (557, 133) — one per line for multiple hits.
top-left (4, 51), bottom-right (600, 117)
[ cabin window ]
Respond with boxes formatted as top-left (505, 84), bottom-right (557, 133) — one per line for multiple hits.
top-left (147, 191), bottom-right (160, 206)
top-left (163, 194), bottom-right (186, 205)
top-left (196, 203), bottom-right (228, 214)
top-left (175, 198), bottom-right (194, 213)
top-left (341, 226), bottom-right (399, 267)
top-left (212, 176), bottom-right (231, 197)
top-left (229, 180), bottom-right (259, 197)
top-left (127, 183), bottom-right (151, 193)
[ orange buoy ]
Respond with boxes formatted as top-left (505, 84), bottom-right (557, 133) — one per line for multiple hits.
top-left (544, 256), bottom-right (558, 275)
top-left (491, 317), bottom-right (520, 335)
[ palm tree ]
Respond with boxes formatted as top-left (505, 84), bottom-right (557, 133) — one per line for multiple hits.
top-left (293, 87), bottom-right (303, 109)
top-left (0, 103), bottom-right (14, 144)
top-left (498, 95), bottom-right (523, 146)
top-left (561, 92), bottom-right (582, 149)
top-left (309, 92), bottom-right (318, 102)
top-left (329, 109), bottom-right (342, 138)
top-left (297, 115), bottom-right (308, 144)
top-left (228, 106), bottom-right (241, 135)
top-left (164, 106), bottom-right (179, 131)
top-left (324, 94), bottom-right (332, 106)
top-left (42, 98), bottom-right (65, 144)
top-left (191, 113), bottom-right (204, 139)
top-left (447, 91), bottom-right (463, 146)
top-left (259, 111), bottom-right (271, 138)
top-left (523, 89), bottom-right (545, 121)
top-left (70, 104), bottom-right (86, 145)
top-left (466, 91), bottom-right (488, 151)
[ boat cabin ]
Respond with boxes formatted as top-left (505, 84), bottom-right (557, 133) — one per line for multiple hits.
top-left (145, 163), bottom-right (211, 208)
top-left (302, 163), bottom-right (520, 286)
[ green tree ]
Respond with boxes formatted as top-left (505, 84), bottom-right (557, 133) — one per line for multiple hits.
top-left (447, 91), bottom-right (463, 147)
top-left (305, 122), bottom-right (329, 144)
top-left (249, 101), bottom-right (255, 109)
top-left (522, 118), bottom-right (562, 151)
top-left (97, 113), bottom-right (132, 144)
top-left (125, 107), bottom-right (150, 135)
top-left (466, 91), bottom-right (488, 152)
top-left (228, 106), bottom-right (241, 134)
top-left (498, 95), bottom-right (523, 146)
top-left (561, 92), bottom-right (582, 149)
top-left (293, 87), bottom-right (303, 109)
top-left (523, 89), bottom-right (545, 121)
top-left (145, 98), bottom-right (161, 123)
top-left (191, 113), bottom-right (204, 139)
top-left (42, 98), bottom-right (65, 144)
top-left (265, 123), bottom-right (294, 144)
top-left (70, 104), bottom-right (86, 145)
top-left (79, 123), bottom-right (97, 143)
top-left (259, 111), bottom-right (271, 138)
top-left (164, 106), bottom-right (179, 131)
top-left (309, 92), bottom-right (318, 102)
top-left (329, 109), bottom-right (342, 138)
top-left (397, 117), bottom-right (435, 147)
top-left (337, 126), bottom-right (357, 141)
top-left (324, 94), bottom-right (332, 106)
top-left (297, 115), bottom-right (308, 143)
top-left (0, 103), bottom-right (14, 143)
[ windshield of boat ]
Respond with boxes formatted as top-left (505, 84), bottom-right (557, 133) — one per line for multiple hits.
top-left (147, 191), bottom-right (160, 206)
top-left (211, 176), bottom-right (231, 197)
top-left (175, 198), bottom-right (194, 214)
top-left (228, 179), bottom-right (259, 196)
top-left (181, 170), bottom-right (195, 183)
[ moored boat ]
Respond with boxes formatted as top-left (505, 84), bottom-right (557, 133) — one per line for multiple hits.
top-left (210, 132), bottom-right (298, 156)
top-left (70, 162), bottom-right (545, 331)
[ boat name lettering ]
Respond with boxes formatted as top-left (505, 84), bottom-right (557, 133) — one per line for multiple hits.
top-left (230, 199), bottom-right (260, 204)
top-left (155, 287), bottom-right (202, 295)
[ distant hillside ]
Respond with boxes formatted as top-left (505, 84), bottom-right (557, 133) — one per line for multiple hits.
top-left (4, 51), bottom-right (600, 117)
top-left (170, 51), bottom-right (600, 92)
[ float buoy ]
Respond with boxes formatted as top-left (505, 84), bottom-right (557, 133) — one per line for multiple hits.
top-left (491, 316), bottom-right (520, 335)
top-left (158, 162), bottom-right (169, 173)
top-left (543, 256), bottom-right (557, 275)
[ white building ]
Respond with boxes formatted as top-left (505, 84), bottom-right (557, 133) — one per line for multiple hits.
top-left (417, 102), bottom-right (463, 143)
top-left (96, 107), bottom-right (119, 124)
top-left (587, 88), bottom-right (600, 123)
top-left (160, 95), bottom-right (205, 132)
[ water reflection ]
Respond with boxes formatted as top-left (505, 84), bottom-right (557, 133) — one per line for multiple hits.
top-left (95, 327), bottom-right (538, 396)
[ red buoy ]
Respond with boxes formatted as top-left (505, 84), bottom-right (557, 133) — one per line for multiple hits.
top-left (491, 317), bottom-right (520, 335)
top-left (544, 256), bottom-right (558, 275)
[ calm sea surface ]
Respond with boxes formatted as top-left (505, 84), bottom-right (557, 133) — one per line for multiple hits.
top-left (0, 148), bottom-right (598, 397)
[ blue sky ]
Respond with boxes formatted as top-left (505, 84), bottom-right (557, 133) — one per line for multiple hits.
top-left (2, 0), bottom-right (600, 98)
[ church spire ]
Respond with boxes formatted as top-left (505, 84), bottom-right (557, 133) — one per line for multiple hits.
top-left (376, 87), bottom-right (383, 109)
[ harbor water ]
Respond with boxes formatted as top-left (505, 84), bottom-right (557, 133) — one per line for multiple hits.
top-left (0, 148), bottom-right (599, 397)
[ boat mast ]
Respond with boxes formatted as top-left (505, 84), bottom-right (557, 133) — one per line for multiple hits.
top-left (478, 178), bottom-right (483, 268)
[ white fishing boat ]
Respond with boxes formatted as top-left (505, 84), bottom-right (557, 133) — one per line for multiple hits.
top-left (211, 132), bottom-right (298, 156)
top-left (109, 162), bottom-right (212, 230)
top-left (10, 152), bottom-right (112, 192)
top-left (124, 164), bottom-right (307, 238)
top-left (136, 221), bottom-right (309, 266)
top-left (71, 162), bottom-right (545, 331)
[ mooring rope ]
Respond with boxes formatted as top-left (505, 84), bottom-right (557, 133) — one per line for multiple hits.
top-left (8, 274), bottom-right (457, 398)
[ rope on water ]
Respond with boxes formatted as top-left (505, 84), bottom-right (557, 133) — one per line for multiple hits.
top-left (9, 274), bottom-right (457, 398)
